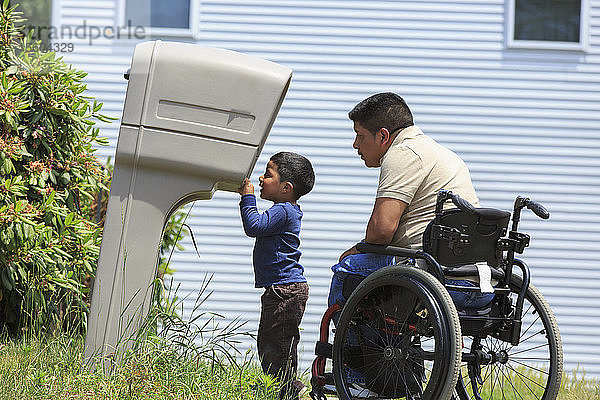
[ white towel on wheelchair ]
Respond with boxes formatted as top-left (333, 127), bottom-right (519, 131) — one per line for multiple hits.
top-left (476, 262), bottom-right (495, 293)
top-left (442, 261), bottom-right (497, 293)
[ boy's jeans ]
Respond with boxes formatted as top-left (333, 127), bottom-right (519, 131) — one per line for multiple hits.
top-left (259, 281), bottom-right (309, 400)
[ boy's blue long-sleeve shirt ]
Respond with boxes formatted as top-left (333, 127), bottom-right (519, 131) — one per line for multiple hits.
top-left (239, 194), bottom-right (307, 288)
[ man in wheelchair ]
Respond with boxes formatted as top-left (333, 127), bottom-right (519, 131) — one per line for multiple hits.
top-left (310, 94), bottom-right (562, 400)
top-left (327, 93), bottom-right (480, 311)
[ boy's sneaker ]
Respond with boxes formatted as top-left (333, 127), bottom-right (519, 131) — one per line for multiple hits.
top-left (321, 382), bottom-right (379, 398)
top-left (349, 383), bottom-right (380, 398)
top-left (280, 379), bottom-right (307, 400)
top-left (322, 383), bottom-right (337, 394)
top-left (293, 380), bottom-right (307, 397)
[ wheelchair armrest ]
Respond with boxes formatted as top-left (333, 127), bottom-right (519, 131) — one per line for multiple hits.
top-left (356, 242), bottom-right (419, 258)
top-left (355, 242), bottom-right (445, 282)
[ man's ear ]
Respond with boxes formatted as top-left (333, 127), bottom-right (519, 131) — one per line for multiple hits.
top-left (379, 128), bottom-right (391, 145)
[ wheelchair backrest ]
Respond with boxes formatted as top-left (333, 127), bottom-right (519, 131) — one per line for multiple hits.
top-left (423, 208), bottom-right (511, 267)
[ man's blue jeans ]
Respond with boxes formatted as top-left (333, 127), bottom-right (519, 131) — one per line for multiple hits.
top-left (328, 253), bottom-right (494, 310)
top-left (446, 279), bottom-right (495, 310)
top-left (327, 254), bottom-right (494, 386)
top-left (328, 252), bottom-right (396, 307)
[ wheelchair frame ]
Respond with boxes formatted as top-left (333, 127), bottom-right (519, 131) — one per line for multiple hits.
top-left (310, 190), bottom-right (562, 400)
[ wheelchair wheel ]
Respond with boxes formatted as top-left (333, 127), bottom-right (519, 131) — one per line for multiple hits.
top-left (332, 266), bottom-right (462, 400)
top-left (456, 275), bottom-right (563, 400)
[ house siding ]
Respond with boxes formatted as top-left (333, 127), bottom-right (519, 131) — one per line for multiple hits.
top-left (53, 0), bottom-right (600, 376)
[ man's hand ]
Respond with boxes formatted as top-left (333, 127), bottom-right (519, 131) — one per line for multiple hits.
top-left (338, 245), bottom-right (361, 263)
top-left (238, 178), bottom-right (254, 195)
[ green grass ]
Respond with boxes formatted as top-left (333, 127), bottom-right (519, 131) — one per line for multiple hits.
top-left (0, 272), bottom-right (595, 400)
top-left (0, 274), bottom-right (313, 399)
top-left (458, 364), bottom-right (600, 400)
top-left (558, 367), bottom-right (600, 400)
top-left (0, 333), bottom-right (284, 400)
top-left (1, 333), bottom-right (597, 400)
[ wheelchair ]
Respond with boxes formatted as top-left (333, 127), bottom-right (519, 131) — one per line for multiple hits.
top-left (310, 189), bottom-right (563, 400)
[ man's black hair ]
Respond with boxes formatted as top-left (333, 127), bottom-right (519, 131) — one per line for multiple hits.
top-left (348, 92), bottom-right (414, 135)
top-left (270, 151), bottom-right (315, 200)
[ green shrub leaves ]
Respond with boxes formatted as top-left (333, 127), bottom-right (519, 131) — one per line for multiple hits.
top-left (0, 3), bottom-right (110, 335)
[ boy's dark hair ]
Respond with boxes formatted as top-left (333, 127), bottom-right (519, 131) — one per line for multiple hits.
top-left (348, 92), bottom-right (414, 135)
top-left (270, 151), bottom-right (315, 200)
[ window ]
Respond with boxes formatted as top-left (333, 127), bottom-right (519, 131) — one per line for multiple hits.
top-left (507, 0), bottom-right (588, 50)
top-left (9, 0), bottom-right (52, 48)
top-left (124, 0), bottom-right (195, 36)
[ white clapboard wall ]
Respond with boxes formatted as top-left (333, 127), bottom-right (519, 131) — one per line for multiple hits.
top-left (51, 0), bottom-right (600, 376)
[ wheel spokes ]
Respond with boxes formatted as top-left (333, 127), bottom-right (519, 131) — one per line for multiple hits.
top-left (340, 284), bottom-right (443, 398)
top-left (460, 296), bottom-right (553, 400)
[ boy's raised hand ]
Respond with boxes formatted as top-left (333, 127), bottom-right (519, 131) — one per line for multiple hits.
top-left (238, 178), bottom-right (254, 195)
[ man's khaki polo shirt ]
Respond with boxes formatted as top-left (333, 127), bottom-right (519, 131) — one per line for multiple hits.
top-left (377, 125), bottom-right (479, 249)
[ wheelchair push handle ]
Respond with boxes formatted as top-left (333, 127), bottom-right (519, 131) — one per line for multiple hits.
top-left (526, 199), bottom-right (550, 220)
top-left (511, 196), bottom-right (549, 231)
top-left (513, 196), bottom-right (550, 219)
top-left (452, 194), bottom-right (476, 214)
top-left (436, 189), bottom-right (476, 215)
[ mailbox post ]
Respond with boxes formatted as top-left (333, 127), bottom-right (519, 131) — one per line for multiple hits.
top-left (84, 41), bottom-right (292, 367)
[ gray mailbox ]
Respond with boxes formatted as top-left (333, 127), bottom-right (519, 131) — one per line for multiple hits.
top-left (84, 40), bottom-right (292, 366)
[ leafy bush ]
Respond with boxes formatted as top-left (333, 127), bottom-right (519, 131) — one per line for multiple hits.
top-left (0, 2), bottom-right (190, 337)
top-left (0, 1), bottom-right (110, 334)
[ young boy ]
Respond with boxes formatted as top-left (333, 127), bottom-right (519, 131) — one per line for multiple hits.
top-left (238, 151), bottom-right (315, 400)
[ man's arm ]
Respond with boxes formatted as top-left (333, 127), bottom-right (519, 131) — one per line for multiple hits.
top-left (338, 197), bottom-right (407, 262)
top-left (365, 197), bottom-right (407, 244)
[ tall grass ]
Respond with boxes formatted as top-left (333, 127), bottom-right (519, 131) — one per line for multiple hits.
top-left (0, 275), bottom-right (285, 400)
top-left (0, 333), bottom-right (281, 399)
top-left (460, 364), bottom-right (600, 400)
top-left (0, 332), bottom-right (597, 399)
top-left (0, 274), bottom-right (596, 399)
top-left (559, 367), bottom-right (600, 400)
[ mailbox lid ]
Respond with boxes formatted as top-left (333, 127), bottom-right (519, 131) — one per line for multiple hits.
top-left (125, 41), bottom-right (291, 148)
